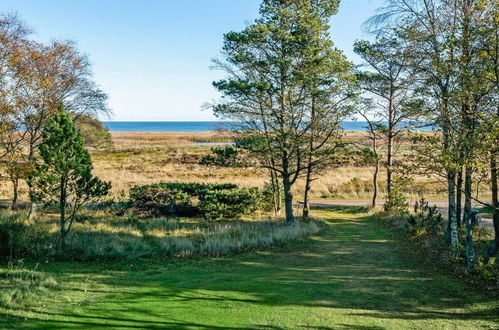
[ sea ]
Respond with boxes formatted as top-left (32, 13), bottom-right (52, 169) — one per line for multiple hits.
top-left (102, 121), bottom-right (415, 132)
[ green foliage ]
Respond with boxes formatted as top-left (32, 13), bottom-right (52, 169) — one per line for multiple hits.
top-left (129, 182), bottom-right (261, 220)
top-left (74, 114), bottom-right (113, 150)
top-left (199, 188), bottom-right (262, 220)
top-left (383, 177), bottom-right (409, 215)
top-left (30, 106), bottom-right (111, 249)
top-left (199, 146), bottom-right (241, 167)
top-left (212, 0), bottom-right (354, 223)
top-left (408, 198), bottom-right (445, 238)
top-left (129, 185), bottom-right (194, 217)
top-left (260, 182), bottom-right (283, 212)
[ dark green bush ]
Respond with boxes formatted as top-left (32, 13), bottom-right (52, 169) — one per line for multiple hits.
top-left (383, 177), bottom-right (409, 215)
top-left (199, 188), bottom-right (262, 220)
top-left (129, 185), bottom-right (193, 216)
top-left (129, 182), bottom-right (253, 218)
top-left (199, 146), bottom-right (241, 167)
top-left (407, 198), bottom-right (444, 238)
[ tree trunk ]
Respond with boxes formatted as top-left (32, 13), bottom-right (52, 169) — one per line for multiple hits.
top-left (11, 177), bottom-right (19, 210)
top-left (59, 177), bottom-right (67, 252)
top-left (270, 169), bottom-right (281, 217)
top-left (28, 203), bottom-right (37, 220)
top-left (282, 172), bottom-right (294, 223)
top-left (456, 167), bottom-right (463, 228)
top-left (27, 142), bottom-right (37, 220)
top-left (372, 161), bottom-right (379, 209)
top-left (276, 175), bottom-right (282, 217)
top-left (445, 169), bottom-right (459, 251)
top-left (386, 135), bottom-right (393, 196)
top-left (302, 163), bottom-right (312, 219)
top-left (463, 166), bottom-right (474, 268)
top-left (465, 211), bottom-right (476, 270)
top-left (485, 155), bottom-right (499, 261)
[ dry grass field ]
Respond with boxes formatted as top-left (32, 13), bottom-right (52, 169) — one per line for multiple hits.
top-left (92, 131), bottom-right (387, 200)
top-left (0, 130), bottom-right (457, 202)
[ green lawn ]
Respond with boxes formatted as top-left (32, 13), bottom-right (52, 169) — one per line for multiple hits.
top-left (1, 208), bottom-right (498, 329)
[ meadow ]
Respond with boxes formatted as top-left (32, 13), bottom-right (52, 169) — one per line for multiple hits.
top-left (1, 207), bottom-right (497, 329)
top-left (1, 132), bottom-right (497, 328)
top-left (1, 131), bottom-right (457, 202)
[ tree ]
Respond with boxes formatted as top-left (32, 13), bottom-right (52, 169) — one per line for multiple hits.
top-left (8, 35), bottom-right (110, 217)
top-left (356, 98), bottom-right (384, 208)
top-left (30, 106), bottom-right (111, 251)
top-left (212, 0), bottom-right (349, 222)
top-left (0, 14), bottom-right (32, 207)
top-left (354, 36), bottom-right (420, 197)
top-left (369, 0), bottom-right (498, 264)
top-left (299, 26), bottom-right (355, 218)
top-left (478, 1), bottom-right (499, 260)
top-left (74, 114), bottom-right (113, 150)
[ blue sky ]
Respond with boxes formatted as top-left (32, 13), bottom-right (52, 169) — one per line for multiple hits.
top-left (0, 0), bottom-right (384, 121)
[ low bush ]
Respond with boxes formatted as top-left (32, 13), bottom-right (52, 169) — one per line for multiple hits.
top-left (199, 146), bottom-right (241, 167)
top-left (407, 198), bottom-right (445, 237)
top-left (130, 185), bottom-right (194, 216)
top-left (199, 188), bottom-right (262, 220)
top-left (129, 182), bottom-right (263, 220)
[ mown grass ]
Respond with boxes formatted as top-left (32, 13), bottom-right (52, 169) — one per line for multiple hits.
top-left (1, 207), bottom-right (497, 329)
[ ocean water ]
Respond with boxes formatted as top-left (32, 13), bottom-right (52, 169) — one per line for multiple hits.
top-left (102, 121), bottom-right (397, 132)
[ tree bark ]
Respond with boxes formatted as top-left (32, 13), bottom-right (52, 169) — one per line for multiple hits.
top-left (11, 177), bottom-right (19, 210)
top-left (303, 163), bottom-right (312, 219)
top-left (485, 155), bottom-right (499, 261)
top-left (445, 169), bottom-right (459, 251)
top-left (463, 166), bottom-right (474, 268)
top-left (270, 169), bottom-right (281, 217)
top-left (372, 161), bottom-right (379, 209)
top-left (59, 176), bottom-right (66, 252)
top-left (371, 132), bottom-right (379, 208)
top-left (27, 139), bottom-right (37, 220)
top-left (386, 132), bottom-right (393, 196)
top-left (456, 167), bottom-right (463, 228)
top-left (282, 171), bottom-right (294, 223)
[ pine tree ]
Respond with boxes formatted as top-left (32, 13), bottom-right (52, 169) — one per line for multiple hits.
top-left (211, 0), bottom-right (352, 222)
top-left (31, 105), bottom-right (111, 251)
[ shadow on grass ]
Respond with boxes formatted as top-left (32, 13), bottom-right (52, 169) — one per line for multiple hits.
top-left (1, 207), bottom-right (497, 328)
top-left (313, 205), bottom-right (372, 214)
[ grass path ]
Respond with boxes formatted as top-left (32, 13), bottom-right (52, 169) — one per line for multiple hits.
top-left (1, 208), bottom-right (498, 329)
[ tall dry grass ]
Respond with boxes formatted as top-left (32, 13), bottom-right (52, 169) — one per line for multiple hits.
top-left (1, 131), bottom-right (487, 202)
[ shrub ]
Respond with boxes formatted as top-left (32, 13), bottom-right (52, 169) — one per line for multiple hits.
top-left (199, 146), bottom-right (240, 167)
top-left (199, 188), bottom-right (262, 220)
top-left (129, 182), bottom-right (260, 219)
top-left (383, 177), bottom-right (409, 215)
top-left (407, 198), bottom-right (444, 238)
top-left (129, 185), bottom-right (193, 216)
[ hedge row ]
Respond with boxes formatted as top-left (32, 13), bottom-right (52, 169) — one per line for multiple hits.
top-left (129, 182), bottom-right (262, 220)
